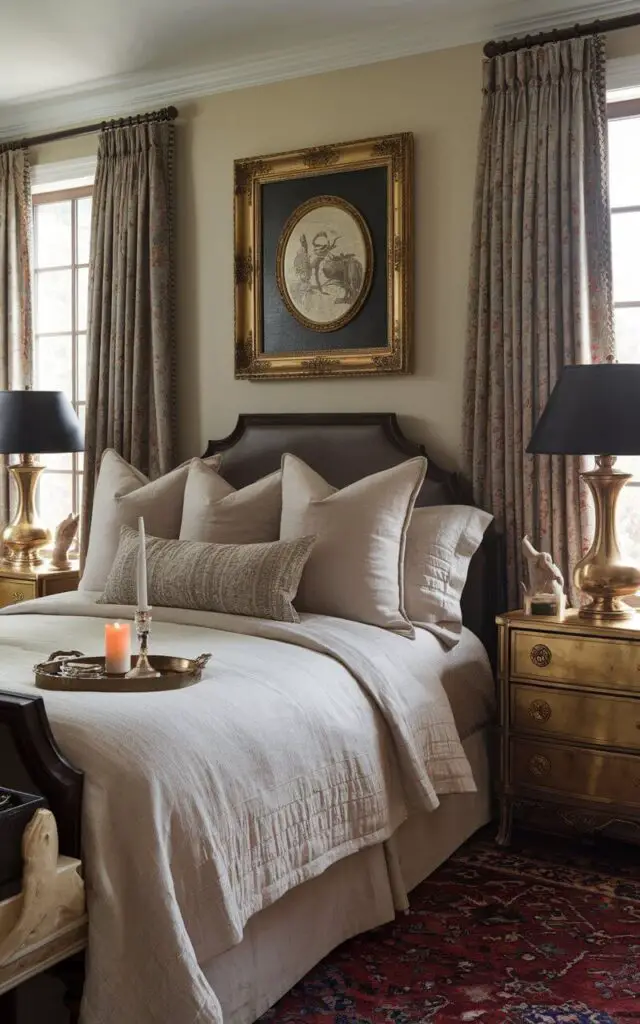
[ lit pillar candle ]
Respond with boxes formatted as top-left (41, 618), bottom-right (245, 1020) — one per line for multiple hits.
top-left (137, 516), bottom-right (150, 612)
top-left (105, 623), bottom-right (131, 674)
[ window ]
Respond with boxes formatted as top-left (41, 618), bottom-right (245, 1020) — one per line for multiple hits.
top-left (608, 100), bottom-right (640, 563)
top-left (32, 187), bottom-right (92, 533)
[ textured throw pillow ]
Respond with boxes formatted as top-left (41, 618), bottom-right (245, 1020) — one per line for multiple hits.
top-left (280, 454), bottom-right (427, 635)
top-left (81, 450), bottom-right (221, 593)
top-left (404, 505), bottom-right (493, 647)
top-left (180, 459), bottom-right (282, 543)
top-left (99, 526), bottom-right (316, 622)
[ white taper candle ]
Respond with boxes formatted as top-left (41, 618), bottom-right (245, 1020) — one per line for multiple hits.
top-left (137, 516), bottom-right (149, 611)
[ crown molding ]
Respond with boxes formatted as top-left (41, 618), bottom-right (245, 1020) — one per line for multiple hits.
top-left (0, 0), bottom-right (637, 140)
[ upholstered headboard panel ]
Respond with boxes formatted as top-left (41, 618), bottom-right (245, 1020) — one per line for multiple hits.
top-left (204, 414), bottom-right (502, 663)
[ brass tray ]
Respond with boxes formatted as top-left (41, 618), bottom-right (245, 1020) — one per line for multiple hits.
top-left (34, 651), bottom-right (212, 693)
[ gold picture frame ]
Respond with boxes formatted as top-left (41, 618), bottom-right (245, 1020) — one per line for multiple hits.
top-left (234, 132), bottom-right (413, 380)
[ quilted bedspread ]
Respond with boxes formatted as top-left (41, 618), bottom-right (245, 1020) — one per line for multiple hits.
top-left (0, 593), bottom-right (475, 1024)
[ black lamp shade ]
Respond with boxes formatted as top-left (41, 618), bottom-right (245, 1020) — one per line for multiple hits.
top-left (0, 390), bottom-right (84, 455)
top-left (527, 364), bottom-right (640, 456)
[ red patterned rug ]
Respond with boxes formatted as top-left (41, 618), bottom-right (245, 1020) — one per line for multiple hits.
top-left (259, 830), bottom-right (640, 1023)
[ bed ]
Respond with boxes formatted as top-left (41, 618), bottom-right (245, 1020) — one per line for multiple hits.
top-left (0, 413), bottom-right (500, 1024)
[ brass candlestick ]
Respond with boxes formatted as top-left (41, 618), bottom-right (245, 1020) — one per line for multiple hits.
top-left (125, 610), bottom-right (161, 679)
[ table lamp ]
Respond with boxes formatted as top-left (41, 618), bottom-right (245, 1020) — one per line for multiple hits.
top-left (527, 363), bottom-right (640, 622)
top-left (0, 389), bottom-right (84, 567)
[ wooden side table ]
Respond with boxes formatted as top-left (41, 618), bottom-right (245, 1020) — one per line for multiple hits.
top-left (0, 561), bottom-right (79, 609)
top-left (496, 609), bottom-right (640, 845)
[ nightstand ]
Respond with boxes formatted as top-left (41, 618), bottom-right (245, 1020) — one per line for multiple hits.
top-left (0, 561), bottom-right (80, 609)
top-left (496, 609), bottom-right (640, 846)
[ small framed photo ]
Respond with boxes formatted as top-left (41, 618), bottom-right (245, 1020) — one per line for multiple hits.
top-left (524, 593), bottom-right (566, 617)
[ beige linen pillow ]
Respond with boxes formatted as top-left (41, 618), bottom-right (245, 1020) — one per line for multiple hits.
top-left (99, 526), bottom-right (315, 622)
top-left (404, 505), bottom-right (493, 647)
top-left (81, 450), bottom-right (221, 592)
top-left (280, 454), bottom-right (427, 635)
top-left (180, 459), bottom-right (282, 543)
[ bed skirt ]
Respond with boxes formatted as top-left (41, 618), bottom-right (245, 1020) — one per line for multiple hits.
top-left (205, 727), bottom-right (492, 1023)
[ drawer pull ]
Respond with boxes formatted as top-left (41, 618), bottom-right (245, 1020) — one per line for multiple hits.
top-left (528, 754), bottom-right (551, 777)
top-left (530, 644), bottom-right (552, 668)
top-left (528, 699), bottom-right (552, 723)
top-left (11, 592), bottom-right (25, 603)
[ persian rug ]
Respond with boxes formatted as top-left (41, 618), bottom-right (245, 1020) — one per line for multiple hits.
top-left (259, 830), bottom-right (640, 1023)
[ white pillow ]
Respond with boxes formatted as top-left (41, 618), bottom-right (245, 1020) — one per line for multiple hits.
top-left (280, 454), bottom-right (427, 635)
top-left (80, 450), bottom-right (221, 592)
top-left (404, 505), bottom-right (493, 647)
top-left (180, 459), bottom-right (282, 543)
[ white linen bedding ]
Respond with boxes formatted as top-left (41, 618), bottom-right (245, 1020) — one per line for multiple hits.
top-left (0, 593), bottom-right (490, 1024)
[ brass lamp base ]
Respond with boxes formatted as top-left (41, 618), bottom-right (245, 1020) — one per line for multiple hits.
top-left (573, 455), bottom-right (640, 622)
top-left (2, 455), bottom-right (51, 568)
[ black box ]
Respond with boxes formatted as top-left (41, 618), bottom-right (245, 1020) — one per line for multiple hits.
top-left (0, 787), bottom-right (47, 900)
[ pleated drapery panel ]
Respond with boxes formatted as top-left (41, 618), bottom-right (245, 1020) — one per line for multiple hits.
top-left (0, 147), bottom-right (33, 527)
top-left (82, 120), bottom-right (177, 556)
top-left (464, 36), bottom-right (614, 608)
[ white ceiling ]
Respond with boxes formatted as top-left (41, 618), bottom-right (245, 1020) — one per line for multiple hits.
top-left (1, 0), bottom-right (638, 136)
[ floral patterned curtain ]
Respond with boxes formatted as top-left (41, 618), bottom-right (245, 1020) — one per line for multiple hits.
top-left (0, 147), bottom-right (33, 527)
top-left (464, 35), bottom-right (614, 609)
top-left (82, 120), bottom-right (177, 556)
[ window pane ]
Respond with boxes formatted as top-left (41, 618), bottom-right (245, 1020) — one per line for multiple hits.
top-left (35, 335), bottom-right (73, 398)
top-left (38, 472), bottom-right (74, 532)
top-left (36, 269), bottom-right (72, 333)
top-left (77, 334), bottom-right (87, 401)
top-left (614, 306), bottom-right (640, 363)
top-left (76, 197), bottom-right (92, 264)
top-left (47, 452), bottom-right (73, 471)
top-left (35, 201), bottom-right (72, 268)
top-left (615, 454), bottom-right (640, 475)
top-left (617, 487), bottom-right (640, 564)
top-left (609, 117), bottom-right (640, 208)
top-left (612, 212), bottom-right (640, 302)
top-left (75, 471), bottom-right (84, 513)
top-left (77, 266), bottom-right (88, 331)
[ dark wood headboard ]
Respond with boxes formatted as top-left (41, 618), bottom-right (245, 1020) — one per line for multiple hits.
top-left (204, 413), bottom-right (502, 663)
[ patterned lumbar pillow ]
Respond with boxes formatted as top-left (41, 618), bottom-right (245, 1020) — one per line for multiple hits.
top-left (99, 526), bottom-right (316, 622)
top-left (81, 450), bottom-right (221, 593)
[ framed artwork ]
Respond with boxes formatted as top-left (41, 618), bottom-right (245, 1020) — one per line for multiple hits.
top-left (234, 132), bottom-right (413, 380)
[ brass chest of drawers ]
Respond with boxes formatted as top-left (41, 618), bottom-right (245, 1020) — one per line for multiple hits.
top-left (496, 610), bottom-right (640, 845)
top-left (0, 562), bottom-right (79, 609)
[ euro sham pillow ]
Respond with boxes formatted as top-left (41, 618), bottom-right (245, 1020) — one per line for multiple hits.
top-left (180, 459), bottom-right (282, 543)
top-left (280, 454), bottom-right (427, 635)
top-left (404, 504), bottom-right (493, 647)
top-left (81, 450), bottom-right (221, 593)
top-left (99, 526), bottom-right (316, 623)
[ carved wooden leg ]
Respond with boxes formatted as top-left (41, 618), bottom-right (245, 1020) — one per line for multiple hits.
top-left (0, 989), bottom-right (18, 1024)
top-left (496, 797), bottom-right (513, 847)
top-left (52, 953), bottom-right (85, 1024)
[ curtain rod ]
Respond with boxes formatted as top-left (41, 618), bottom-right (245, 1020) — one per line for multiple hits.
top-left (484, 10), bottom-right (640, 57)
top-left (2, 104), bottom-right (178, 153)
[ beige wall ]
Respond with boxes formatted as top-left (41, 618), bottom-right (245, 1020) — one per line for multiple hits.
top-left (177, 44), bottom-right (482, 466)
top-left (30, 28), bottom-right (640, 467)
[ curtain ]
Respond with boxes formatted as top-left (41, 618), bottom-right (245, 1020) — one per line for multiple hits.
top-left (463, 35), bottom-right (614, 609)
top-left (0, 147), bottom-right (33, 527)
top-left (82, 120), bottom-right (177, 552)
